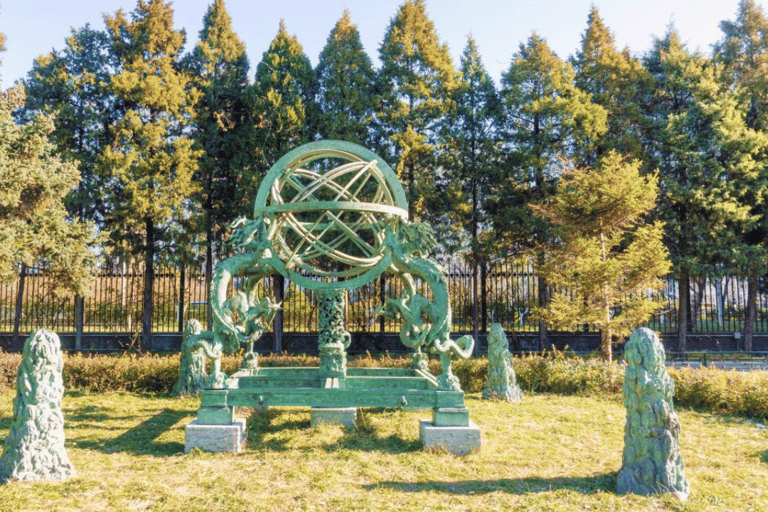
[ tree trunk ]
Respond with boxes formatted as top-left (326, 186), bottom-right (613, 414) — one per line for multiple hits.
top-left (141, 217), bottom-right (155, 353)
top-left (12, 263), bottom-right (27, 350)
top-left (481, 260), bottom-right (488, 333)
top-left (601, 328), bottom-right (612, 364)
top-left (74, 295), bottom-right (84, 350)
top-left (715, 276), bottom-right (725, 330)
top-left (205, 228), bottom-right (214, 331)
top-left (677, 268), bottom-right (689, 356)
top-left (537, 274), bottom-right (549, 351)
top-left (471, 178), bottom-right (479, 352)
top-left (743, 268), bottom-right (757, 352)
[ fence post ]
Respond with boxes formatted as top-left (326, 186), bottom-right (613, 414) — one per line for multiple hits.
top-left (481, 260), bottom-right (488, 334)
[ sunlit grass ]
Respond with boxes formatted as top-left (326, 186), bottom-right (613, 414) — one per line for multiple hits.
top-left (0, 390), bottom-right (765, 511)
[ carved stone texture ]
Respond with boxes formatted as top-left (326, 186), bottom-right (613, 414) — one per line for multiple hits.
top-left (0, 330), bottom-right (76, 483)
top-left (617, 327), bottom-right (689, 501)
top-left (173, 319), bottom-right (208, 396)
top-left (482, 324), bottom-right (522, 403)
top-left (318, 289), bottom-right (350, 378)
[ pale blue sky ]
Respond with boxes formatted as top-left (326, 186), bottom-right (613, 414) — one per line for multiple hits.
top-left (0, 0), bottom-right (746, 87)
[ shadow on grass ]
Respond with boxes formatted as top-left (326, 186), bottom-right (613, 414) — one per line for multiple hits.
top-left (760, 451), bottom-right (768, 465)
top-left (246, 408), bottom-right (422, 454)
top-left (365, 473), bottom-right (618, 496)
top-left (246, 409), bottom-right (312, 452)
top-left (70, 408), bottom-right (189, 456)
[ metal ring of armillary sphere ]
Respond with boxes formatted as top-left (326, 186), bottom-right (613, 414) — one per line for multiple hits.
top-left (254, 140), bottom-right (408, 291)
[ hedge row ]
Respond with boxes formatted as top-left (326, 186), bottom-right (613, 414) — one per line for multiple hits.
top-left (0, 350), bottom-right (765, 420)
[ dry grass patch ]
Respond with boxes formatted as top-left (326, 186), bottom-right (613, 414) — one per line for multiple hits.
top-left (0, 391), bottom-right (764, 511)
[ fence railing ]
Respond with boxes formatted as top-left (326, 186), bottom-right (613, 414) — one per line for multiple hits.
top-left (0, 261), bottom-right (764, 336)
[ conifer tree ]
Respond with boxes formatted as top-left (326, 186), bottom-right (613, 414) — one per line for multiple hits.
top-left (570, 5), bottom-right (649, 163)
top-left (642, 27), bottom-right (768, 354)
top-left (378, 0), bottom-right (459, 221)
top-left (21, 25), bottom-right (118, 226)
top-left (0, 84), bottom-right (98, 342)
top-left (714, 0), bottom-right (768, 351)
top-left (533, 153), bottom-right (670, 363)
top-left (187, 0), bottom-right (250, 329)
top-left (101, 0), bottom-right (202, 351)
top-left (441, 35), bottom-right (501, 335)
top-left (316, 9), bottom-right (377, 147)
top-left (247, 20), bottom-right (318, 351)
top-left (488, 33), bottom-right (606, 350)
top-left (248, 20), bottom-right (318, 170)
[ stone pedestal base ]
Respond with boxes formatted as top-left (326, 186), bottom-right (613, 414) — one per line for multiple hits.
top-left (185, 419), bottom-right (246, 453)
top-left (419, 420), bottom-right (481, 455)
top-left (310, 407), bottom-right (358, 429)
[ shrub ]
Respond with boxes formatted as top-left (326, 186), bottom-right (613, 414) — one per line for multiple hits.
top-left (0, 348), bottom-right (765, 421)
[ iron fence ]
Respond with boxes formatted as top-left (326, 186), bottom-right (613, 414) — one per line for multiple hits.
top-left (0, 261), bottom-right (765, 336)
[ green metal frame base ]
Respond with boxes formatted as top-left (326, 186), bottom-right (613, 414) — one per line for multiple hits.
top-left (195, 367), bottom-right (469, 426)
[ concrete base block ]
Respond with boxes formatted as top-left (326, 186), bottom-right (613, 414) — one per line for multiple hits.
top-left (310, 407), bottom-right (357, 429)
top-left (185, 418), bottom-right (246, 453)
top-left (419, 419), bottom-right (481, 455)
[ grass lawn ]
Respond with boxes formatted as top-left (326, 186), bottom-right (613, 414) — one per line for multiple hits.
top-left (0, 391), bottom-right (765, 511)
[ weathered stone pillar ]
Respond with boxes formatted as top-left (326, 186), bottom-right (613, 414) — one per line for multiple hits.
top-left (617, 327), bottom-right (689, 500)
top-left (0, 330), bottom-right (76, 483)
top-left (482, 323), bottom-right (522, 403)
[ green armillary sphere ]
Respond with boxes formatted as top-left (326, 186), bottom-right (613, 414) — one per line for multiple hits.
top-left (185, 140), bottom-right (480, 455)
top-left (185, 140), bottom-right (474, 400)
top-left (254, 140), bottom-right (408, 290)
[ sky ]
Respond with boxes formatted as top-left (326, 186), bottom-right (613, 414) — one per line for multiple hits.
top-left (0, 0), bottom-right (748, 88)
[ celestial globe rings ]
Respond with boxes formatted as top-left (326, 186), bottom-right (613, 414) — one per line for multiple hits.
top-left (253, 141), bottom-right (408, 290)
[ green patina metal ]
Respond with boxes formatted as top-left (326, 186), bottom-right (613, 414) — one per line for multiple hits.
top-left (193, 140), bottom-right (474, 430)
top-left (618, 328), bottom-right (689, 501)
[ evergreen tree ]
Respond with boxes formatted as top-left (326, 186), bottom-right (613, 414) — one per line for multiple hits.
top-left (0, 85), bottom-right (97, 296)
top-left (316, 9), bottom-right (377, 147)
top-left (101, 0), bottom-right (202, 351)
top-left (377, 0), bottom-right (459, 221)
top-left (247, 20), bottom-right (318, 351)
top-left (186, 0), bottom-right (250, 329)
top-left (642, 27), bottom-right (768, 354)
top-left (714, 0), bottom-right (768, 351)
top-left (247, 20), bottom-right (318, 170)
top-left (441, 35), bottom-right (501, 335)
top-left (533, 153), bottom-right (670, 363)
top-left (570, 5), bottom-right (649, 163)
top-left (487, 33), bottom-right (606, 350)
top-left (20, 25), bottom-right (118, 226)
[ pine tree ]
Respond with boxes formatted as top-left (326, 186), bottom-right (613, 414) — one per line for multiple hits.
top-left (714, 0), bottom-right (768, 351)
top-left (533, 153), bottom-right (671, 363)
top-left (570, 5), bottom-right (649, 163)
top-left (441, 35), bottom-right (501, 336)
top-left (487, 33), bottom-right (606, 350)
top-left (20, 25), bottom-right (118, 225)
top-left (0, 85), bottom-right (97, 296)
top-left (377, 0), bottom-right (459, 221)
top-left (247, 20), bottom-right (318, 351)
top-left (101, 0), bottom-right (202, 351)
top-left (248, 20), bottom-right (318, 170)
top-left (186, 0), bottom-right (250, 329)
top-left (316, 9), bottom-right (377, 147)
top-left (642, 26), bottom-right (768, 354)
